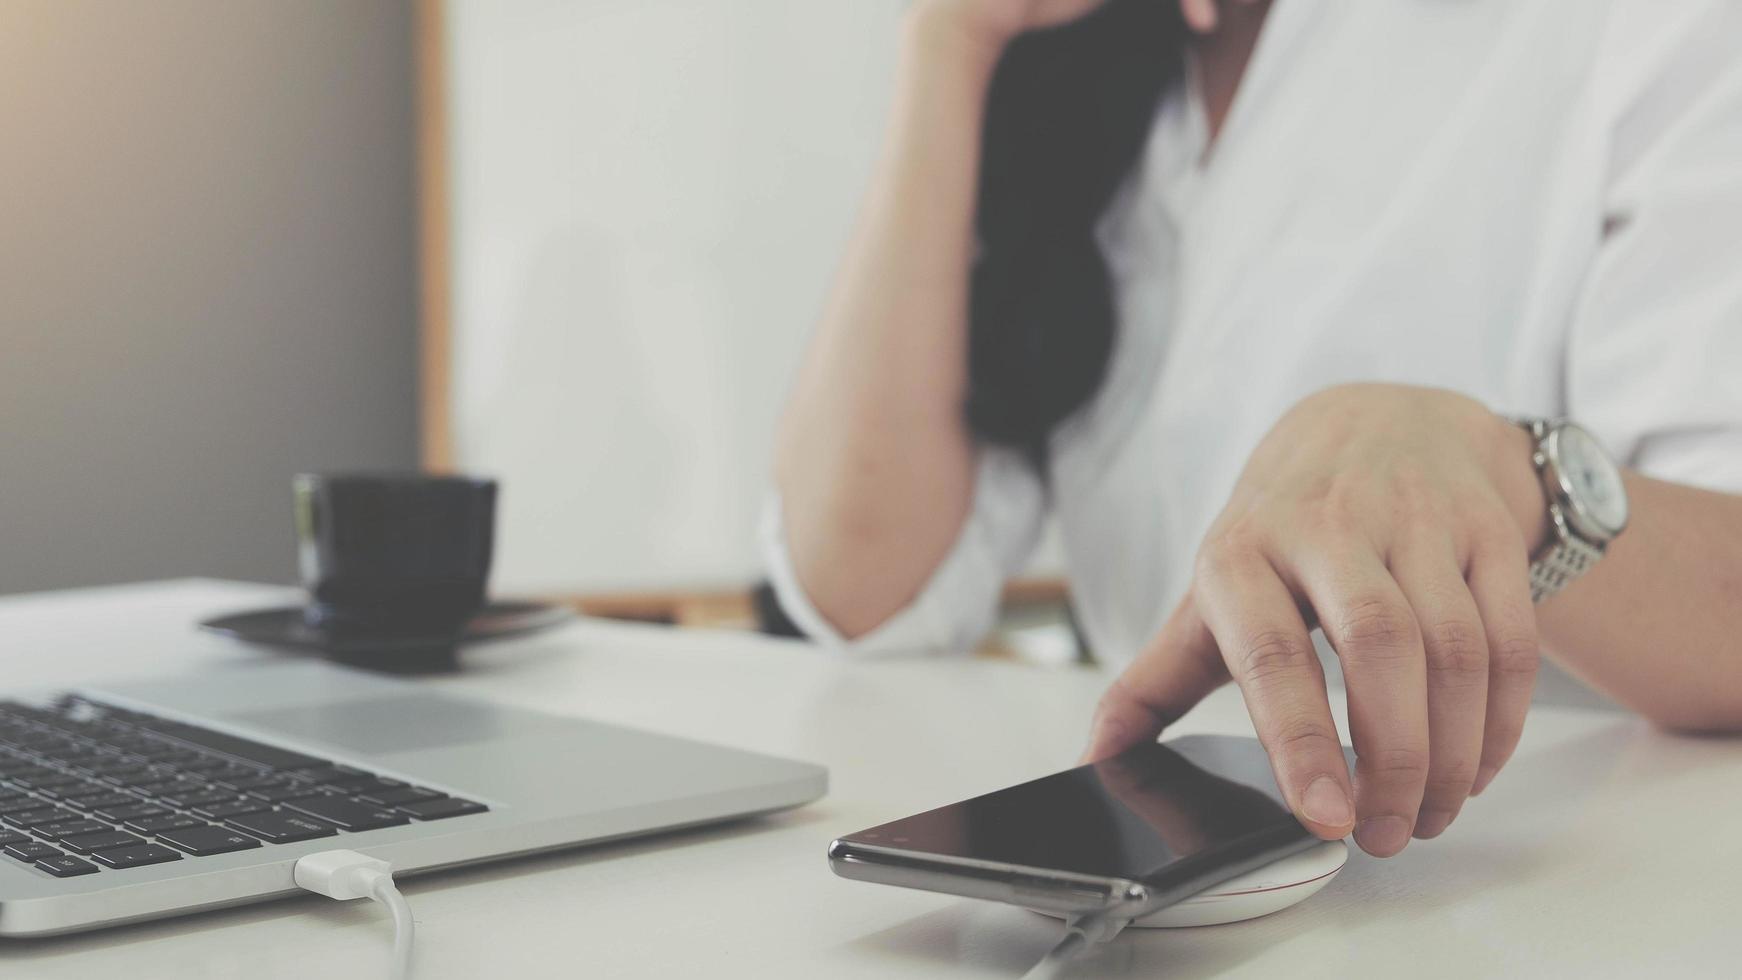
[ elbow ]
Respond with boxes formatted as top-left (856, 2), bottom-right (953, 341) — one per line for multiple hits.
top-left (787, 525), bottom-right (909, 642)
top-left (776, 495), bottom-right (913, 643)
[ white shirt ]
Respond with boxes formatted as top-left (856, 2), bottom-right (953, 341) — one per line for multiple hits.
top-left (763, 0), bottom-right (1742, 666)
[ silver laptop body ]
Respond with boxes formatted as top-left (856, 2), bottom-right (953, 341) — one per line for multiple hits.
top-left (0, 661), bottom-right (826, 936)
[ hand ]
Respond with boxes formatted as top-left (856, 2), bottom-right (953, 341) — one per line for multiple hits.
top-left (913, 0), bottom-right (1255, 51)
top-left (1085, 384), bottom-right (1549, 857)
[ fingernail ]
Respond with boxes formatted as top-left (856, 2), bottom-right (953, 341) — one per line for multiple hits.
top-left (1413, 809), bottom-right (1455, 839)
top-left (1300, 775), bottom-right (1354, 828)
top-left (1356, 816), bottom-right (1412, 857)
top-left (1471, 766), bottom-right (1498, 796)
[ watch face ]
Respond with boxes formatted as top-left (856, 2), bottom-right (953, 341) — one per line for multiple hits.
top-left (1551, 424), bottom-right (1629, 538)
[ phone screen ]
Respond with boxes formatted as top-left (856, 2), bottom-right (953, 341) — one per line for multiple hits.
top-left (837, 736), bottom-right (1311, 892)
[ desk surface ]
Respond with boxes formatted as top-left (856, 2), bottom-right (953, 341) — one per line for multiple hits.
top-left (0, 580), bottom-right (1736, 978)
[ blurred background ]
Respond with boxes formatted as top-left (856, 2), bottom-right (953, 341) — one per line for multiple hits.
top-left (0, 0), bottom-right (1070, 651)
top-left (0, 0), bottom-right (1636, 703)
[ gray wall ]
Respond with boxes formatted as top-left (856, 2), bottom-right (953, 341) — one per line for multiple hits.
top-left (0, 0), bottom-right (419, 594)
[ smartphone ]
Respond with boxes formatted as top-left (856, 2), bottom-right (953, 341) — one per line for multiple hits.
top-left (828, 735), bottom-right (1319, 921)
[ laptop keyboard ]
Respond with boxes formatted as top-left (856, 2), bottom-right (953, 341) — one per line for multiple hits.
top-left (0, 696), bottom-right (487, 879)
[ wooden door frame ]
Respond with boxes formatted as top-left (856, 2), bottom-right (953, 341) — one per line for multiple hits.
top-left (416, 0), bottom-right (454, 471)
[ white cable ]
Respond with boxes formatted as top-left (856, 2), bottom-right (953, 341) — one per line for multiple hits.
top-left (1020, 912), bottom-right (1129, 980)
top-left (294, 849), bottom-right (416, 980)
top-left (369, 874), bottom-right (416, 980)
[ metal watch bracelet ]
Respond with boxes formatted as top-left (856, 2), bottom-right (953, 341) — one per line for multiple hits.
top-left (1513, 416), bottom-right (1608, 604)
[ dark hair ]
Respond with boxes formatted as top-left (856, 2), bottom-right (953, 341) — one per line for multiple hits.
top-left (966, 0), bottom-right (1189, 464)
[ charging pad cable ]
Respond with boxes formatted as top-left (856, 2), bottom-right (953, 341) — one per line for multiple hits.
top-left (1021, 911), bottom-right (1130, 979)
top-left (294, 849), bottom-right (416, 980)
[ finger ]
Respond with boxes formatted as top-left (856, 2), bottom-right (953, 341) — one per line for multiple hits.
top-left (1085, 593), bottom-right (1229, 762)
top-left (1179, 0), bottom-right (1219, 33)
top-left (1287, 543), bottom-right (1429, 857)
top-left (1389, 535), bottom-right (1487, 839)
top-left (1194, 541), bottom-right (1356, 840)
top-left (1466, 523), bottom-right (1540, 795)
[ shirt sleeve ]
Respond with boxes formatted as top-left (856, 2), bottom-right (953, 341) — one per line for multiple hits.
top-left (1567, 0), bottom-right (1742, 493)
top-left (759, 446), bottom-right (1048, 656)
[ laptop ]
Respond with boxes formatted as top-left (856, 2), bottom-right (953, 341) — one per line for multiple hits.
top-left (0, 660), bottom-right (826, 936)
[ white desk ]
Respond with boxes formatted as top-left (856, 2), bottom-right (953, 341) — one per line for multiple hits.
top-left (0, 580), bottom-right (1737, 978)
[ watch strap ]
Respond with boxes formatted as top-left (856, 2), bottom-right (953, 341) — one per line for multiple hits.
top-left (1528, 530), bottom-right (1604, 603)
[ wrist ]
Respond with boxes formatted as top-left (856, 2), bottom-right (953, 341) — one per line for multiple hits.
top-left (1488, 415), bottom-right (1552, 555)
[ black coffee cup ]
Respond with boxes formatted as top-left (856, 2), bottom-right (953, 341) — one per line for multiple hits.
top-left (293, 473), bottom-right (497, 637)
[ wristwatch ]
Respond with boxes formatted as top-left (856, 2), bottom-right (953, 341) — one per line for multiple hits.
top-left (1514, 418), bottom-right (1630, 603)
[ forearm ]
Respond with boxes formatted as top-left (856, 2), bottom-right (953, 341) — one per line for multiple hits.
top-left (1534, 473), bottom-right (1742, 731)
top-left (774, 10), bottom-right (1002, 638)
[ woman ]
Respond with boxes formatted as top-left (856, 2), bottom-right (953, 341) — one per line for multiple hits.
top-left (763, 0), bottom-right (1742, 858)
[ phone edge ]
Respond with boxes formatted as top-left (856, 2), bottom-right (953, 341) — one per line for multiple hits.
top-left (827, 838), bottom-right (1149, 917)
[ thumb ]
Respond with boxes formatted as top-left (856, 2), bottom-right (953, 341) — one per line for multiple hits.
top-left (1083, 592), bottom-right (1231, 762)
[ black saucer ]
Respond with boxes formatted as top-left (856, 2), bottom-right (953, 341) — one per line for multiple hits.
top-left (199, 600), bottom-right (573, 669)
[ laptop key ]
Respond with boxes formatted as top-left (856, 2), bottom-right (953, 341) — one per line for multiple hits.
top-left (91, 843), bottom-right (183, 869)
top-left (35, 854), bottom-right (99, 877)
top-left (325, 775), bottom-right (404, 794)
top-left (124, 813), bottom-right (206, 835)
top-left (142, 749), bottom-right (207, 767)
top-left (58, 830), bottom-right (143, 854)
top-left (212, 772), bottom-right (284, 791)
top-left (247, 784), bottom-right (326, 804)
top-left (4, 841), bottom-right (63, 861)
top-left (35, 780), bottom-right (108, 801)
top-left (119, 772), bottom-right (179, 792)
top-left (398, 797), bottom-right (488, 821)
top-left (126, 775), bottom-right (203, 795)
top-left (1, 767), bottom-right (53, 786)
top-left (178, 757), bottom-right (250, 777)
top-left (0, 830), bottom-right (28, 847)
top-left (226, 810), bottom-right (338, 843)
top-left (13, 773), bottom-right (81, 791)
top-left (293, 765), bottom-right (368, 785)
top-left (66, 753), bottom-right (128, 773)
top-left (156, 824), bottom-right (264, 856)
top-left (95, 764), bottom-right (154, 783)
top-left (357, 786), bottom-right (444, 807)
top-left (94, 802), bottom-right (168, 823)
top-left (59, 791), bottom-right (141, 811)
top-left (35, 819), bottom-right (114, 840)
top-left (5, 807), bottom-right (77, 828)
top-left (0, 796), bottom-right (48, 815)
top-left (284, 796), bottom-right (408, 831)
top-left (192, 799), bottom-right (269, 820)
top-left (158, 788), bottom-right (236, 808)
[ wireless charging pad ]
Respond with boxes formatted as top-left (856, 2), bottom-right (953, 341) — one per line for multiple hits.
top-left (1135, 839), bottom-right (1348, 927)
top-left (1034, 839), bottom-right (1348, 929)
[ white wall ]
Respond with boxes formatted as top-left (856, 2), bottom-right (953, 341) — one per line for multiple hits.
top-left (443, 0), bottom-right (911, 593)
